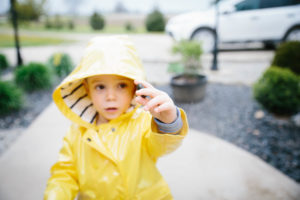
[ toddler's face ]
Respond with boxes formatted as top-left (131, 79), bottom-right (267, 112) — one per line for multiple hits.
top-left (85, 75), bottom-right (135, 124)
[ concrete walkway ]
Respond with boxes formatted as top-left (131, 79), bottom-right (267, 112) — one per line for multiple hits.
top-left (0, 103), bottom-right (299, 200)
top-left (1, 33), bottom-right (299, 199)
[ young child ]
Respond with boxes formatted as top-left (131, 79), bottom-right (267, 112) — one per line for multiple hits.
top-left (44, 35), bottom-right (188, 200)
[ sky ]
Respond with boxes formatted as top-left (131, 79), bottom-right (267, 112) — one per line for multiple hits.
top-left (0, 0), bottom-right (212, 15)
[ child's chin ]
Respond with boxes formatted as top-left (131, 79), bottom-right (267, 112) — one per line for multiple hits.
top-left (103, 113), bottom-right (120, 121)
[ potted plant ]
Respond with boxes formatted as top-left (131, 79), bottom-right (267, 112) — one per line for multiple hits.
top-left (168, 40), bottom-right (207, 103)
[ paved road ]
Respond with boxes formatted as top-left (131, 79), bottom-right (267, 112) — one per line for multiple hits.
top-left (0, 30), bottom-right (274, 85)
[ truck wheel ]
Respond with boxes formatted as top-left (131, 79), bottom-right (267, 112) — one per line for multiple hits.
top-left (285, 27), bottom-right (300, 42)
top-left (192, 29), bottom-right (216, 53)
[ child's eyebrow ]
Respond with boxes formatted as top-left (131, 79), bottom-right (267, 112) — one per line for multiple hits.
top-left (90, 79), bottom-right (104, 84)
top-left (118, 79), bottom-right (131, 82)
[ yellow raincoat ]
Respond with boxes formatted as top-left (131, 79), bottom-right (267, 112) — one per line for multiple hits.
top-left (44, 35), bottom-right (188, 200)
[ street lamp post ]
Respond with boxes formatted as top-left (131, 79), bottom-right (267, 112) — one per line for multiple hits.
top-left (211, 0), bottom-right (219, 71)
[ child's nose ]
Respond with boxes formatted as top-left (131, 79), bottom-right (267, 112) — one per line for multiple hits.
top-left (106, 88), bottom-right (116, 100)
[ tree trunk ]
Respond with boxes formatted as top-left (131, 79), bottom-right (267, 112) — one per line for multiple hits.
top-left (10, 0), bottom-right (23, 66)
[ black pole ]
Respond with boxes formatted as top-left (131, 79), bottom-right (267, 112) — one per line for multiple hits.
top-left (10, 0), bottom-right (23, 66)
top-left (211, 0), bottom-right (219, 71)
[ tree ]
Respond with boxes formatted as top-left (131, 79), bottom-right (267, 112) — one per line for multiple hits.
top-left (90, 12), bottom-right (105, 30)
top-left (15, 0), bottom-right (46, 22)
top-left (145, 9), bottom-right (165, 32)
top-left (10, 0), bottom-right (23, 66)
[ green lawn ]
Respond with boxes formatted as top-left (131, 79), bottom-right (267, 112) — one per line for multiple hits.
top-left (0, 33), bottom-right (73, 48)
top-left (0, 19), bottom-right (163, 47)
top-left (24, 24), bottom-right (148, 34)
top-left (0, 19), bottom-right (158, 34)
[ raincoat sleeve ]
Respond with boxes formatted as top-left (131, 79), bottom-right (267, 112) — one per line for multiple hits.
top-left (145, 108), bottom-right (188, 159)
top-left (44, 124), bottom-right (79, 200)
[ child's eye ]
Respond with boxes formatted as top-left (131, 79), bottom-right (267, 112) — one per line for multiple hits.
top-left (119, 83), bottom-right (127, 89)
top-left (95, 84), bottom-right (105, 90)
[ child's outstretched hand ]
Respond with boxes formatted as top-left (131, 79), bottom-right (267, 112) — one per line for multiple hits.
top-left (134, 80), bottom-right (177, 124)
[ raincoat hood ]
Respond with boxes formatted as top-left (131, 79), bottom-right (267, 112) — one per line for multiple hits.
top-left (53, 35), bottom-right (146, 129)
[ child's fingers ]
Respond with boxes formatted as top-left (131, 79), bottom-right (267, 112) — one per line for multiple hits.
top-left (135, 95), bottom-right (149, 105)
top-left (135, 80), bottom-right (156, 99)
top-left (136, 87), bottom-right (162, 99)
top-left (134, 80), bottom-right (154, 89)
top-left (144, 95), bottom-right (167, 111)
top-left (134, 80), bottom-right (174, 113)
top-left (155, 102), bottom-right (174, 113)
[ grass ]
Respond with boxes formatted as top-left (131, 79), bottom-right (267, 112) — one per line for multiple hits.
top-left (0, 17), bottom-right (164, 47)
top-left (0, 19), bottom-right (159, 35)
top-left (100, 25), bottom-right (147, 34)
top-left (25, 24), bottom-right (148, 34)
top-left (0, 33), bottom-right (72, 47)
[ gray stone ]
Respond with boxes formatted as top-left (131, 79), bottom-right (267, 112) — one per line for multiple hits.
top-left (292, 112), bottom-right (300, 127)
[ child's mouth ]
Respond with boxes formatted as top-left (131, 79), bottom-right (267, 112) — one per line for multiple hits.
top-left (105, 107), bottom-right (118, 112)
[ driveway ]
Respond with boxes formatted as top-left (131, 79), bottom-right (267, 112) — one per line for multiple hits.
top-left (0, 30), bottom-right (274, 85)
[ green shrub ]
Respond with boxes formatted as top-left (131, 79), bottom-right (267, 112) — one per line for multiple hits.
top-left (170, 40), bottom-right (203, 75)
top-left (90, 12), bottom-right (105, 30)
top-left (0, 81), bottom-right (23, 115)
top-left (145, 10), bottom-right (165, 32)
top-left (125, 22), bottom-right (135, 32)
top-left (0, 53), bottom-right (9, 71)
top-left (15, 62), bottom-right (52, 92)
top-left (68, 20), bottom-right (75, 30)
top-left (53, 14), bottom-right (64, 29)
top-left (44, 17), bottom-right (53, 29)
top-left (15, 0), bottom-right (44, 22)
top-left (48, 53), bottom-right (73, 77)
top-left (253, 66), bottom-right (300, 116)
top-left (272, 41), bottom-right (300, 75)
top-left (172, 40), bottom-right (203, 60)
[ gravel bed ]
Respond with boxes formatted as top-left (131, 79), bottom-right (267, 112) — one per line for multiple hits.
top-left (0, 82), bottom-right (299, 184)
top-left (157, 83), bottom-right (300, 183)
top-left (0, 88), bottom-right (53, 155)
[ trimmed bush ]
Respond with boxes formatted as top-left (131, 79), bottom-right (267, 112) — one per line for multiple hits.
top-left (253, 66), bottom-right (300, 116)
top-left (44, 17), bottom-right (53, 29)
top-left (15, 62), bottom-right (52, 92)
top-left (48, 53), bottom-right (73, 77)
top-left (145, 10), bottom-right (165, 32)
top-left (125, 22), bottom-right (135, 32)
top-left (53, 15), bottom-right (64, 29)
top-left (272, 41), bottom-right (300, 75)
top-left (0, 81), bottom-right (23, 115)
top-left (0, 53), bottom-right (9, 71)
top-left (90, 12), bottom-right (105, 30)
top-left (45, 21), bottom-right (52, 29)
top-left (68, 20), bottom-right (75, 30)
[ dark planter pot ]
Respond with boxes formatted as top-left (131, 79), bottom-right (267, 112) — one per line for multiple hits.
top-left (171, 74), bottom-right (207, 103)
